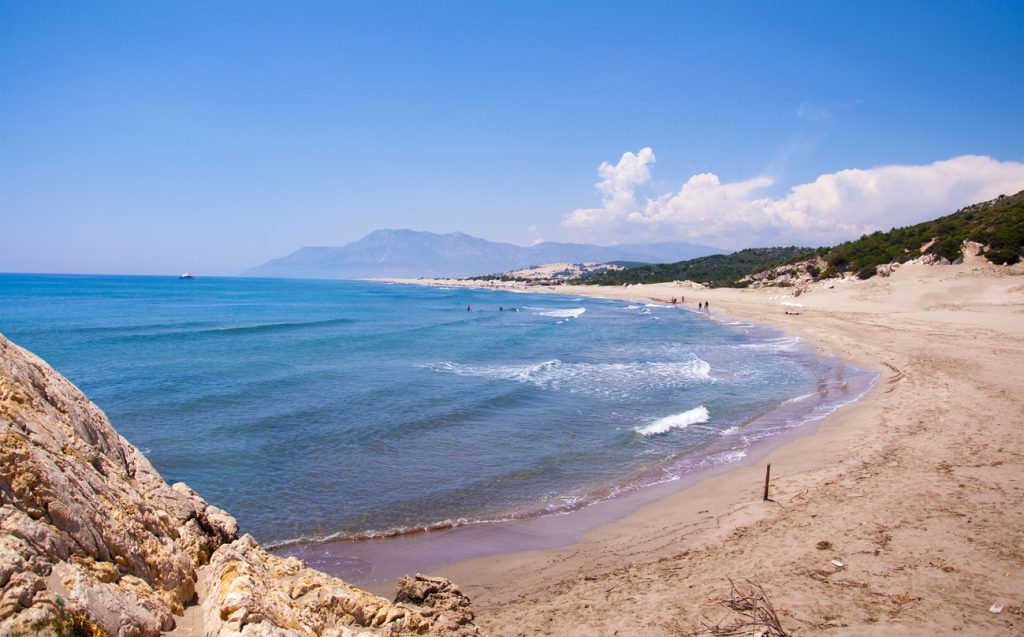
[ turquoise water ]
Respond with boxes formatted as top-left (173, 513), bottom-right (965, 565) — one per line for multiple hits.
top-left (0, 274), bottom-right (871, 548)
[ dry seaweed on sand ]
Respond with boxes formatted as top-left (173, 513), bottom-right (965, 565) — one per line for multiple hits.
top-left (694, 578), bottom-right (790, 636)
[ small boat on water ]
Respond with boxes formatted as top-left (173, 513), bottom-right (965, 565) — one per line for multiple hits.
top-left (179, 273), bottom-right (194, 279)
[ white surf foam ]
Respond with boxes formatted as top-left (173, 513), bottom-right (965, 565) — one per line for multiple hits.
top-left (734, 336), bottom-right (801, 352)
top-left (426, 355), bottom-right (713, 396)
top-left (528, 309), bottom-right (585, 319)
top-left (715, 449), bottom-right (748, 463)
top-left (723, 320), bottom-right (754, 327)
top-left (635, 406), bottom-right (710, 436)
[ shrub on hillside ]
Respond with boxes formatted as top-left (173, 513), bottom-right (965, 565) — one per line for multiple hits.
top-left (927, 237), bottom-right (963, 262)
top-left (985, 227), bottom-right (1023, 265)
top-left (857, 265), bottom-right (877, 279)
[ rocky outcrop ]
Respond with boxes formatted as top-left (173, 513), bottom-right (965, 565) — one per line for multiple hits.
top-left (394, 575), bottom-right (478, 636)
top-left (741, 258), bottom-right (824, 289)
top-left (198, 538), bottom-right (480, 636)
top-left (0, 333), bottom-right (481, 636)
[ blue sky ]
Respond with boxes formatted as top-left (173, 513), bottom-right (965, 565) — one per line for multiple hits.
top-left (1, 1), bottom-right (1022, 274)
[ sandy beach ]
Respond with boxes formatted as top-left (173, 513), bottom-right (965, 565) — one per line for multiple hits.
top-left (386, 256), bottom-right (1024, 635)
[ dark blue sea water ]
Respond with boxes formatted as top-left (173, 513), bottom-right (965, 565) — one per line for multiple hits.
top-left (0, 274), bottom-right (872, 548)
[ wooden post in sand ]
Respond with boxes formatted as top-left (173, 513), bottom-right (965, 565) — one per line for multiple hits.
top-left (763, 463), bottom-right (771, 501)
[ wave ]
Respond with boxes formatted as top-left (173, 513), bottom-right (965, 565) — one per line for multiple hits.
top-left (108, 317), bottom-right (355, 341)
top-left (709, 449), bottom-right (747, 464)
top-left (203, 317), bottom-right (355, 335)
top-left (722, 320), bottom-right (754, 328)
top-left (264, 518), bottom-right (475, 549)
top-left (57, 321), bottom-right (216, 336)
top-left (535, 307), bottom-right (586, 319)
top-left (265, 427), bottom-right (757, 552)
top-left (425, 355), bottom-right (713, 396)
top-left (267, 372), bottom-right (877, 553)
top-left (783, 392), bottom-right (816, 404)
top-left (719, 374), bottom-right (876, 443)
top-left (635, 406), bottom-right (710, 436)
top-left (733, 336), bottom-right (801, 352)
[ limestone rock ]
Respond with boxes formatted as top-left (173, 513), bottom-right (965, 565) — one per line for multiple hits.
top-left (198, 535), bottom-right (454, 636)
top-left (0, 333), bottom-right (237, 635)
top-left (739, 258), bottom-right (825, 288)
top-left (395, 574), bottom-right (480, 636)
top-left (963, 240), bottom-right (985, 257)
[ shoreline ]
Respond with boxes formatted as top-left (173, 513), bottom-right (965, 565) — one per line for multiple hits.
top-left (277, 341), bottom-right (875, 590)
top-left (375, 261), bottom-right (1024, 634)
top-left (273, 282), bottom-right (876, 590)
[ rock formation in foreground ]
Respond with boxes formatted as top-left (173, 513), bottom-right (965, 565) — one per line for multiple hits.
top-left (0, 333), bottom-right (481, 636)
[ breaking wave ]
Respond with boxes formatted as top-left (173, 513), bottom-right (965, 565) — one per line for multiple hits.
top-left (534, 307), bottom-right (586, 319)
top-left (426, 355), bottom-right (712, 397)
top-left (635, 406), bottom-right (710, 436)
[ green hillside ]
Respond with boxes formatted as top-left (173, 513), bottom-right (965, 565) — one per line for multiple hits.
top-left (815, 189), bottom-right (1024, 278)
top-left (575, 247), bottom-right (815, 287)
top-left (577, 190), bottom-right (1024, 286)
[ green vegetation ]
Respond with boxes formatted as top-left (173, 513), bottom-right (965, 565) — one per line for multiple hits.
top-left (576, 190), bottom-right (1024, 287)
top-left (606, 260), bottom-right (651, 269)
top-left (818, 190), bottom-right (1024, 273)
top-left (575, 247), bottom-right (815, 287)
top-left (465, 273), bottom-right (530, 282)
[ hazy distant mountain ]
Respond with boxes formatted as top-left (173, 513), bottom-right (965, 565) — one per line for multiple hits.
top-left (245, 229), bottom-right (724, 279)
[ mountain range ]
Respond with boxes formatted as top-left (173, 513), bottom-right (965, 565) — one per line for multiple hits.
top-left (245, 229), bottom-right (723, 279)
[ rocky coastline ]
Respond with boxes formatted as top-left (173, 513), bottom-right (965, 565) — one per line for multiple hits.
top-left (0, 333), bottom-right (481, 636)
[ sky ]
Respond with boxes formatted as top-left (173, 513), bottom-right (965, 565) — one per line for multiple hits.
top-left (1, 1), bottom-right (1023, 275)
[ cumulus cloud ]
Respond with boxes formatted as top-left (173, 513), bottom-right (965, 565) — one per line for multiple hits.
top-left (563, 153), bottom-right (1024, 249)
top-left (563, 147), bottom-right (656, 228)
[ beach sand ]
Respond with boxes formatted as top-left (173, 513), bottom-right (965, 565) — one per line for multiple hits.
top-left (388, 258), bottom-right (1024, 635)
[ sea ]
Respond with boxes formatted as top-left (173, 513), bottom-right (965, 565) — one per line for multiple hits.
top-left (0, 274), bottom-right (874, 581)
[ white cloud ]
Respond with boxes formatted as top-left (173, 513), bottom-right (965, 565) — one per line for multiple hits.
top-left (563, 153), bottom-right (1024, 249)
top-left (563, 147), bottom-right (656, 228)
